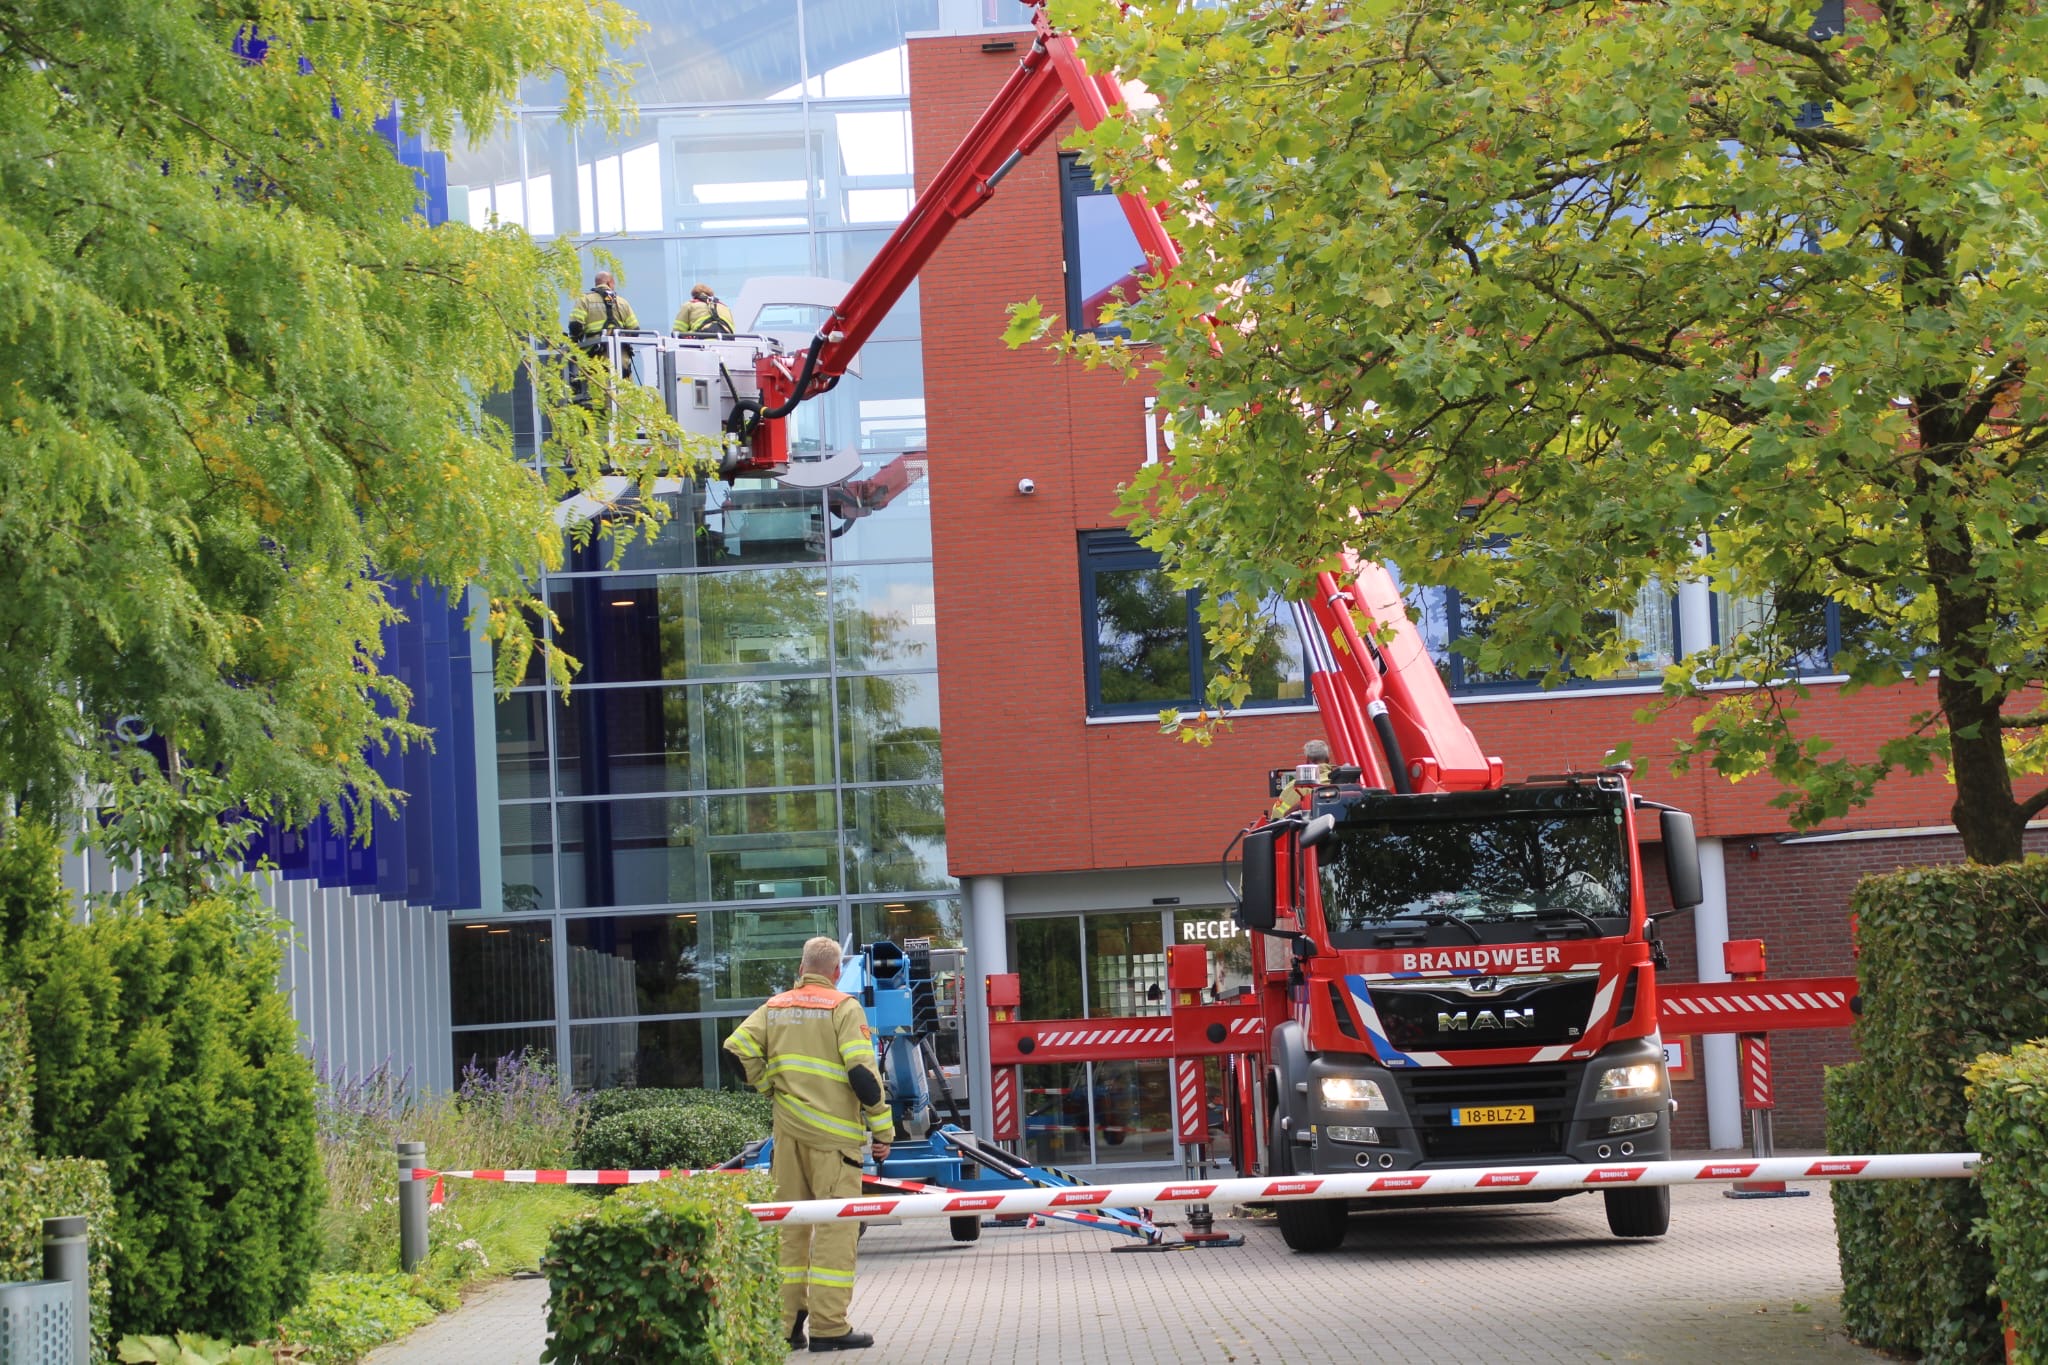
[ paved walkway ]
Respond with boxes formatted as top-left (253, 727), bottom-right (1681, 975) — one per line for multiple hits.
top-left (367, 1182), bottom-right (1882, 1364)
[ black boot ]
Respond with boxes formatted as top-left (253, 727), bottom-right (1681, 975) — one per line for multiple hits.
top-left (787, 1311), bottom-right (807, 1350)
top-left (809, 1330), bottom-right (874, 1352)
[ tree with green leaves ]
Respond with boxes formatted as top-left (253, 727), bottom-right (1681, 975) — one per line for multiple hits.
top-left (0, 0), bottom-right (700, 837)
top-left (1040, 0), bottom-right (2048, 862)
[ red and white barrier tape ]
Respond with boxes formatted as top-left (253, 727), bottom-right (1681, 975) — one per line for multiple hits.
top-left (409, 1168), bottom-right (950, 1197)
top-left (411, 1168), bottom-right (709, 1185)
top-left (745, 1152), bottom-right (1979, 1227)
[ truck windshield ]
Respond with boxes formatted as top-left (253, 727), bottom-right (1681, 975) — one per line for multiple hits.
top-left (1317, 798), bottom-right (1631, 943)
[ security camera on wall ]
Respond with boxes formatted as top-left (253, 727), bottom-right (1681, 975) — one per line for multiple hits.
top-left (1016, 477), bottom-right (1036, 495)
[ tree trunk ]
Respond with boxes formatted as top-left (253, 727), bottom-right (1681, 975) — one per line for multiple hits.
top-left (1937, 650), bottom-right (2023, 864)
top-left (1923, 484), bottom-right (2023, 863)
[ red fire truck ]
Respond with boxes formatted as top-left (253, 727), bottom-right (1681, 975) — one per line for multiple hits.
top-left (1235, 555), bottom-right (1704, 1249)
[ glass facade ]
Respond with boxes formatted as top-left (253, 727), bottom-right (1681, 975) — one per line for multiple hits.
top-left (447, 0), bottom-right (1017, 1086)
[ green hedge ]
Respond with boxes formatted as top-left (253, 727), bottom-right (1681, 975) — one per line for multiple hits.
top-left (1828, 860), bottom-right (2048, 1363)
top-left (1968, 1040), bottom-right (2048, 1365)
top-left (573, 1092), bottom-right (770, 1172)
top-left (541, 1171), bottom-right (780, 1364)
top-left (578, 1087), bottom-right (771, 1130)
top-left (0, 986), bottom-right (115, 1363)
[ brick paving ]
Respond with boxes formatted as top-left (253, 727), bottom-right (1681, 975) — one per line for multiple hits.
top-left (367, 1181), bottom-right (1883, 1364)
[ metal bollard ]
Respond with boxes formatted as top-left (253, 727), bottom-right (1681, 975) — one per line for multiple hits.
top-left (397, 1141), bottom-right (429, 1273)
top-left (42, 1216), bottom-right (88, 1365)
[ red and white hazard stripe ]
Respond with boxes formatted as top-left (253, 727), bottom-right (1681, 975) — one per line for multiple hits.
top-left (1661, 986), bottom-right (1852, 1018)
top-left (1029, 1024), bottom-right (1174, 1049)
top-left (990, 1068), bottom-right (1020, 1141)
top-left (1174, 1059), bottom-right (1206, 1143)
top-left (744, 1152), bottom-right (1978, 1227)
top-left (1740, 1034), bottom-right (1775, 1109)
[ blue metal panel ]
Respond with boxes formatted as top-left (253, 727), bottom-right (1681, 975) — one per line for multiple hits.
top-left (233, 95), bottom-right (480, 911)
top-left (447, 601), bottom-right (482, 909)
top-left (422, 595), bottom-right (460, 910)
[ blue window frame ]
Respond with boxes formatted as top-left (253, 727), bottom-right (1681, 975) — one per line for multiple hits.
top-left (1079, 532), bottom-right (1309, 717)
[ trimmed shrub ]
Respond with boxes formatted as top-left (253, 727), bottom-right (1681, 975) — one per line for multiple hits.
top-left (578, 1086), bottom-right (770, 1130)
top-left (9, 891), bottom-right (323, 1341)
top-left (541, 1171), bottom-right (779, 1365)
top-left (1828, 861), bottom-right (2048, 1363)
top-left (573, 1092), bottom-right (770, 1172)
top-left (0, 986), bottom-right (117, 1363)
top-left (1967, 1040), bottom-right (2048, 1364)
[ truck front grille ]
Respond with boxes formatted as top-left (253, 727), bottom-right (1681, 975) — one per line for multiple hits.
top-left (1395, 1063), bottom-right (1581, 1164)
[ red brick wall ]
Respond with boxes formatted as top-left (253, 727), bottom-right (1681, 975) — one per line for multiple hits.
top-left (910, 33), bottom-right (1964, 882)
top-left (908, 34), bottom-right (2042, 1152)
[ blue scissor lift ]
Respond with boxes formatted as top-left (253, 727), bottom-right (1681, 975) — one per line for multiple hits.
top-left (740, 939), bottom-right (1164, 1245)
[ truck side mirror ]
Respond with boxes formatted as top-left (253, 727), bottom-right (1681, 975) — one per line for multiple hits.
top-left (1661, 809), bottom-right (1703, 911)
top-left (1238, 826), bottom-right (1277, 932)
top-left (1300, 813), bottom-right (1336, 848)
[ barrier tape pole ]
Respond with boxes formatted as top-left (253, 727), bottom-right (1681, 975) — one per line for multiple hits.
top-left (746, 1152), bottom-right (1979, 1227)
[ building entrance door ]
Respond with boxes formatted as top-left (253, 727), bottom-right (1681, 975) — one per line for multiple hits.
top-left (1007, 907), bottom-right (1240, 1169)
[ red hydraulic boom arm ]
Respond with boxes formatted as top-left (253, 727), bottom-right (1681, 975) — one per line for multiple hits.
top-left (1295, 552), bottom-right (1503, 795)
top-left (734, 2), bottom-right (1178, 476)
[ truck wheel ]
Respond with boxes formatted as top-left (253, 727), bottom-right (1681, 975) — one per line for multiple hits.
top-left (949, 1215), bottom-right (982, 1244)
top-left (1275, 1198), bottom-right (1349, 1253)
top-left (1603, 1186), bottom-right (1671, 1238)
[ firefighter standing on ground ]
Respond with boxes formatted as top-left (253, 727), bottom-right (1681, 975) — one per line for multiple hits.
top-left (724, 937), bottom-right (891, 1353)
top-left (673, 281), bottom-right (736, 335)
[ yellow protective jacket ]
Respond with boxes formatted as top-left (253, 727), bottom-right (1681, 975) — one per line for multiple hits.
top-left (673, 297), bottom-right (736, 335)
top-left (571, 288), bottom-right (638, 335)
top-left (725, 974), bottom-right (892, 1150)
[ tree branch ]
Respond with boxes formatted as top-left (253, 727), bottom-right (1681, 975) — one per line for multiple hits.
top-left (2016, 784), bottom-right (2048, 823)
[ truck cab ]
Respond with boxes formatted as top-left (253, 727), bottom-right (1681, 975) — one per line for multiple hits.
top-left (1241, 766), bottom-right (1703, 1249)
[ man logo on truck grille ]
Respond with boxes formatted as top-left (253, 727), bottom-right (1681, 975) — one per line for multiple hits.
top-left (1436, 1008), bottom-right (1535, 1032)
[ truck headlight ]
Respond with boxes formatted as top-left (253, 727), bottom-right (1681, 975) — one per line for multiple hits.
top-left (1319, 1077), bottom-right (1388, 1111)
top-left (1595, 1063), bottom-right (1663, 1102)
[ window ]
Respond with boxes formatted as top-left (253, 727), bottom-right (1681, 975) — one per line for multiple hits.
top-left (1406, 574), bottom-right (1677, 695)
top-left (1079, 532), bottom-right (1310, 717)
top-left (1713, 589), bottom-right (1878, 677)
top-left (1060, 154), bottom-right (1147, 337)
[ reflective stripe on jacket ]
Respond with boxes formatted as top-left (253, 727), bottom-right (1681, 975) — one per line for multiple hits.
top-left (724, 974), bottom-right (891, 1148)
top-left (573, 289), bottom-right (638, 333)
top-left (673, 298), bottom-right (735, 335)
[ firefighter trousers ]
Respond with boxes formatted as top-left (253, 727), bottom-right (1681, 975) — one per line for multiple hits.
top-left (774, 1134), bottom-right (862, 1339)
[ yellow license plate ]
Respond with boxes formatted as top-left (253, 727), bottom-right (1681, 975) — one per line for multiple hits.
top-left (1452, 1104), bottom-right (1535, 1127)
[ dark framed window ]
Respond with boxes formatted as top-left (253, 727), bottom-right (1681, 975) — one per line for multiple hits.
top-left (1079, 531), bottom-right (1309, 717)
top-left (1712, 590), bottom-right (1878, 676)
top-left (1060, 154), bottom-right (1147, 338)
top-left (1404, 571), bottom-right (1677, 696)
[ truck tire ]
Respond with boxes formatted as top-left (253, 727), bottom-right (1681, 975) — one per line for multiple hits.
top-left (949, 1215), bottom-right (982, 1243)
top-left (1603, 1185), bottom-right (1671, 1238)
top-left (1275, 1197), bottom-right (1349, 1253)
